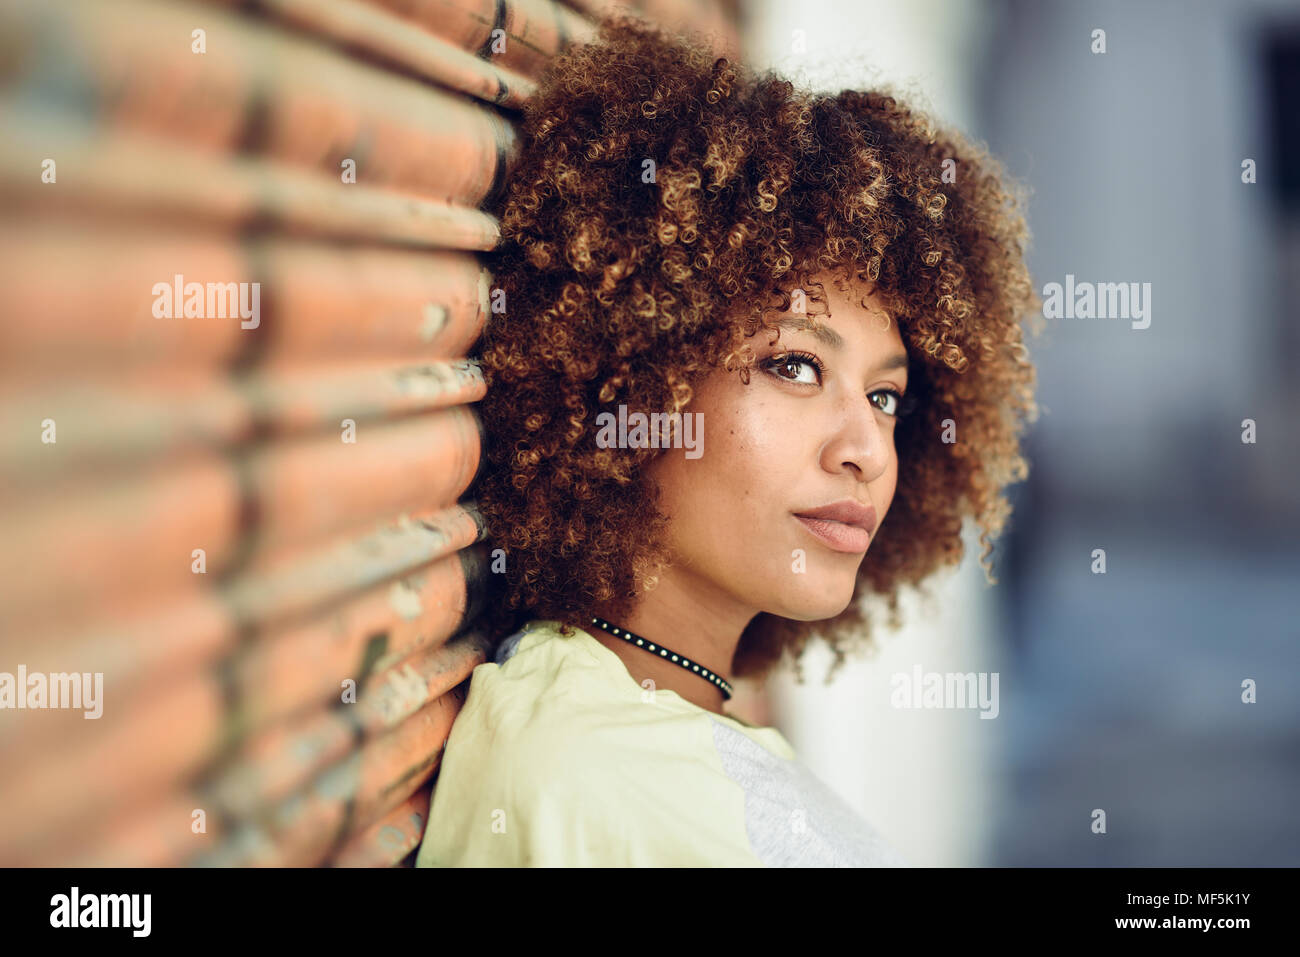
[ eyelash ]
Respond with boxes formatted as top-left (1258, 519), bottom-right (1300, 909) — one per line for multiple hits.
top-left (761, 350), bottom-right (918, 418)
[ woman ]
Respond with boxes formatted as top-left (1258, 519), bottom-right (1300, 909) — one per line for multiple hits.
top-left (416, 13), bottom-right (1040, 867)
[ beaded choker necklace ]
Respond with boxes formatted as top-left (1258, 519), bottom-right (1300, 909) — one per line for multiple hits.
top-left (587, 615), bottom-right (734, 700)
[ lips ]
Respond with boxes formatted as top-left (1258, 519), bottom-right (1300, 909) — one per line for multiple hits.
top-left (793, 499), bottom-right (878, 554)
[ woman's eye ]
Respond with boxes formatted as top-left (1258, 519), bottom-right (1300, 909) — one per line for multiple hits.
top-left (764, 354), bottom-right (910, 417)
top-left (871, 390), bottom-right (904, 416)
top-left (766, 354), bottom-right (821, 385)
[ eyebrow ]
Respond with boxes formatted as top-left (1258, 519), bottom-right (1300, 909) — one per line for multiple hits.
top-left (773, 316), bottom-right (909, 372)
top-left (775, 315), bottom-right (844, 348)
top-left (872, 352), bottom-right (911, 373)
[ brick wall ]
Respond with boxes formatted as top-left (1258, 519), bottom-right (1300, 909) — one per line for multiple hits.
top-left (0, 0), bottom-right (740, 866)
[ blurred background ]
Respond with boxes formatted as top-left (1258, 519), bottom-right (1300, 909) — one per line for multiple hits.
top-left (0, 0), bottom-right (1295, 866)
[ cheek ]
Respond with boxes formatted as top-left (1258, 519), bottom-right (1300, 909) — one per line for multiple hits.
top-left (652, 385), bottom-right (791, 538)
top-left (691, 391), bottom-right (803, 531)
top-left (721, 397), bottom-right (783, 459)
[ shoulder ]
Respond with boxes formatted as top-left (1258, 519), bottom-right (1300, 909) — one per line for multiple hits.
top-left (418, 622), bottom-right (761, 866)
top-left (458, 620), bottom-right (626, 760)
top-left (456, 621), bottom-right (696, 790)
top-left (705, 717), bottom-right (909, 867)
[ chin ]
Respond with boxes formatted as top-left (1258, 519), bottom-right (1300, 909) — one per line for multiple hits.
top-left (768, 582), bottom-right (857, 622)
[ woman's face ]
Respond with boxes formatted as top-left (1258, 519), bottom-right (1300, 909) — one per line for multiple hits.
top-left (645, 274), bottom-right (909, 623)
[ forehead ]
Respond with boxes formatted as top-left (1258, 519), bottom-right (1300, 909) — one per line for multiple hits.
top-left (774, 275), bottom-right (900, 347)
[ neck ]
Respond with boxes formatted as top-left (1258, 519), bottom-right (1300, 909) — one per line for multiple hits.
top-left (584, 568), bottom-right (755, 717)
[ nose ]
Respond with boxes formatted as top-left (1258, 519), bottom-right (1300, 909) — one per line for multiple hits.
top-left (819, 392), bottom-right (891, 483)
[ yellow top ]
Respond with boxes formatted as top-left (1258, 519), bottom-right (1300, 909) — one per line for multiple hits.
top-left (415, 618), bottom-right (906, 867)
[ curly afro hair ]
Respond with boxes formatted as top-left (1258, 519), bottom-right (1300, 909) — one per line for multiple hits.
top-left (470, 13), bottom-right (1043, 684)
